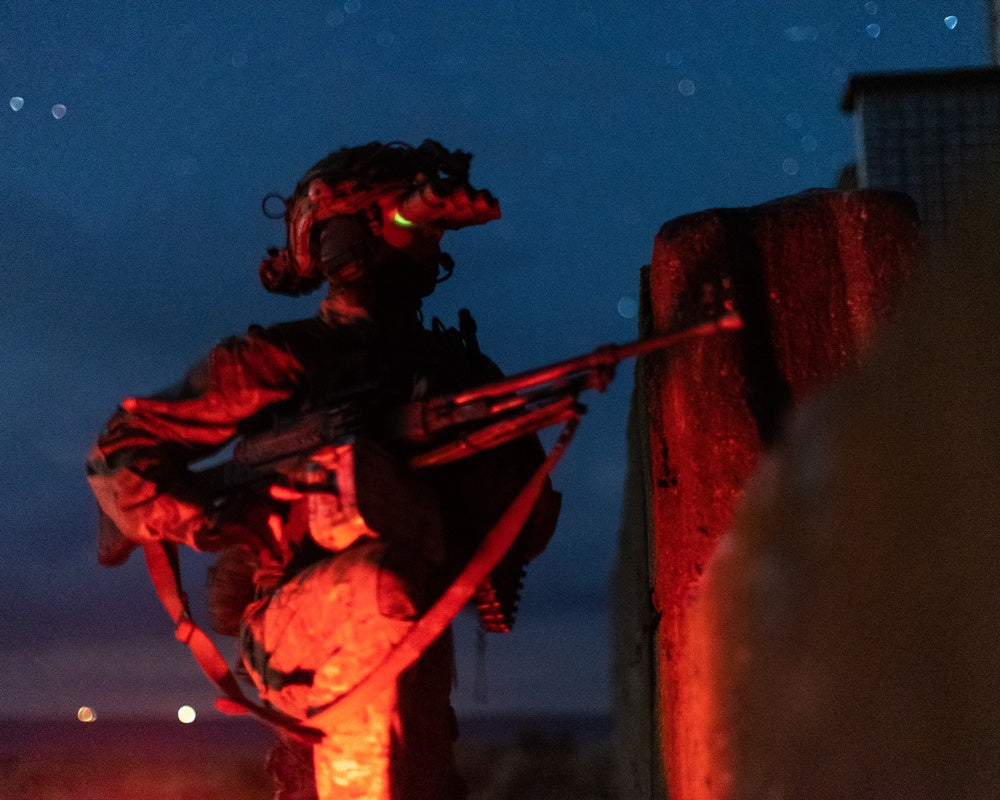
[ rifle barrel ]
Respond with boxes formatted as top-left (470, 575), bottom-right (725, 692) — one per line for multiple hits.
top-left (442, 312), bottom-right (743, 406)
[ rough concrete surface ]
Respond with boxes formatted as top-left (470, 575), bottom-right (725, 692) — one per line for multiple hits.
top-left (693, 175), bottom-right (1000, 797)
top-left (628, 189), bottom-right (918, 798)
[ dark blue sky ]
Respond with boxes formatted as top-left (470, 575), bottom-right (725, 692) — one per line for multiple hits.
top-left (0, 1), bottom-right (990, 721)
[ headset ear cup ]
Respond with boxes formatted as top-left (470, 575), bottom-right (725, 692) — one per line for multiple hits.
top-left (317, 216), bottom-right (375, 283)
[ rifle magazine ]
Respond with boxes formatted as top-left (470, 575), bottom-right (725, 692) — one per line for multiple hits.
top-left (473, 555), bottom-right (528, 633)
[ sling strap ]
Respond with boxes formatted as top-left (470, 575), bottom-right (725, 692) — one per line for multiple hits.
top-left (142, 540), bottom-right (322, 743)
top-left (143, 410), bottom-right (579, 741)
top-left (306, 412), bottom-right (581, 727)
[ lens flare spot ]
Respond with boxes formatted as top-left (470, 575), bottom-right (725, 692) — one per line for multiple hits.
top-left (617, 297), bottom-right (639, 319)
top-left (392, 210), bottom-right (416, 228)
top-left (944, 15), bottom-right (958, 30)
top-left (51, 103), bottom-right (67, 119)
top-left (177, 705), bottom-right (196, 724)
top-left (678, 79), bottom-right (696, 96)
top-left (77, 706), bottom-right (97, 722)
top-left (866, 23), bottom-right (881, 38)
top-left (10, 96), bottom-right (24, 111)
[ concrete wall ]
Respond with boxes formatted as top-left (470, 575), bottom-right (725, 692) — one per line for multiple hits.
top-left (688, 172), bottom-right (1000, 798)
top-left (615, 188), bottom-right (919, 798)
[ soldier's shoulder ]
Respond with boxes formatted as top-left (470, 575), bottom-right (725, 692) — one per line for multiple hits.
top-left (244, 316), bottom-right (336, 354)
top-left (247, 315), bottom-right (328, 341)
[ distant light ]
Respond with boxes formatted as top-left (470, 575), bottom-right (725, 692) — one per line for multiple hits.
top-left (944, 15), bottom-right (958, 30)
top-left (77, 706), bottom-right (97, 723)
top-left (10, 96), bottom-right (24, 111)
top-left (617, 297), bottom-right (638, 319)
top-left (51, 103), bottom-right (67, 119)
top-left (866, 23), bottom-right (881, 38)
top-left (177, 705), bottom-right (196, 724)
top-left (677, 79), bottom-right (696, 96)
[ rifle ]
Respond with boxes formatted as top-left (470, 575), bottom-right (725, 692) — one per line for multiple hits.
top-left (197, 312), bottom-right (744, 491)
top-left (166, 311), bottom-right (744, 738)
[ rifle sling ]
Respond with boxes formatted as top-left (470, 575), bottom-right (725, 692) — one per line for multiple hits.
top-left (142, 410), bottom-right (579, 741)
top-left (305, 411), bottom-right (581, 728)
top-left (141, 540), bottom-right (322, 744)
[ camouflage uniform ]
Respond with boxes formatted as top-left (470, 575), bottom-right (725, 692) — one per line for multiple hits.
top-left (88, 139), bottom-right (558, 800)
top-left (89, 301), bottom-right (556, 800)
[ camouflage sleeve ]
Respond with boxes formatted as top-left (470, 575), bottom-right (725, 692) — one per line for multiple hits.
top-left (86, 329), bottom-right (305, 555)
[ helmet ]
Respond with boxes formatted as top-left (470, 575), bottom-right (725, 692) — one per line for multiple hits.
top-left (259, 140), bottom-right (500, 296)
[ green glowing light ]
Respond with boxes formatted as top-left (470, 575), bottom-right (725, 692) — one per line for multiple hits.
top-left (392, 210), bottom-right (416, 228)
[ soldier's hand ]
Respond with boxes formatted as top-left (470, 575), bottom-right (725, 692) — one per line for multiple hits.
top-left (197, 493), bottom-right (283, 553)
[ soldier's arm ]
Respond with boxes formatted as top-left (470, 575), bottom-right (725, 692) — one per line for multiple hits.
top-left (87, 329), bottom-right (305, 553)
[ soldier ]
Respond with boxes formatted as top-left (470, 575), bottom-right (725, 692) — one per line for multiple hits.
top-left (87, 140), bottom-right (560, 800)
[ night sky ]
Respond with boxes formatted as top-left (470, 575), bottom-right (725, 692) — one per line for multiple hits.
top-left (0, 1), bottom-right (990, 722)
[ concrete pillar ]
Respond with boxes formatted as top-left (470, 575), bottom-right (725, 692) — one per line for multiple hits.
top-left (619, 188), bottom-right (918, 799)
top-left (690, 170), bottom-right (1000, 798)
